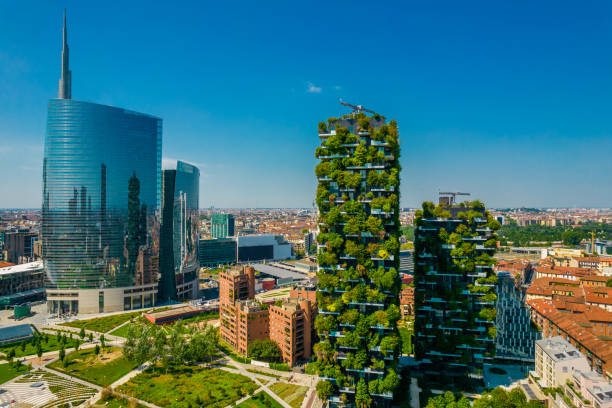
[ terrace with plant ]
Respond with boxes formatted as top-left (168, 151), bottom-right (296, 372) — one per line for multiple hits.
top-left (313, 113), bottom-right (401, 406)
top-left (413, 200), bottom-right (501, 391)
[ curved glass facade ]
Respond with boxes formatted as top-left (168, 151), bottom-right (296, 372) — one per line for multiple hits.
top-left (159, 161), bottom-right (199, 301)
top-left (42, 99), bottom-right (162, 291)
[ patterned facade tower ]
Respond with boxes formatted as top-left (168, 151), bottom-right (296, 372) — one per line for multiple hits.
top-left (313, 109), bottom-right (401, 407)
top-left (414, 200), bottom-right (500, 392)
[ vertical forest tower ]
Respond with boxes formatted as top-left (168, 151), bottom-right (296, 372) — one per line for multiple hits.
top-left (413, 196), bottom-right (500, 392)
top-left (313, 104), bottom-right (401, 407)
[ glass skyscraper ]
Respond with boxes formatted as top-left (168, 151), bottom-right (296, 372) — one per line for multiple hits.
top-left (159, 161), bottom-right (200, 301)
top-left (210, 213), bottom-right (235, 238)
top-left (42, 12), bottom-right (162, 314)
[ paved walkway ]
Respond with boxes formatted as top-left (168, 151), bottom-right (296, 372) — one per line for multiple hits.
top-left (218, 350), bottom-right (293, 408)
top-left (410, 377), bottom-right (421, 408)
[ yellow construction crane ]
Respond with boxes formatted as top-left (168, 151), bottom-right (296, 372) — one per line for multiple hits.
top-left (590, 231), bottom-right (597, 254)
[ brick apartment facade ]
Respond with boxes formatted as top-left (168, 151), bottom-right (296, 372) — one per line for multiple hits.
top-left (399, 286), bottom-right (414, 319)
top-left (219, 266), bottom-right (317, 365)
top-left (269, 297), bottom-right (315, 366)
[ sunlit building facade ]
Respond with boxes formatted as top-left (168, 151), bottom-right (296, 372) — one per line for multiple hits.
top-left (159, 161), bottom-right (200, 301)
top-left (42, 13), bottom-right (162, 314)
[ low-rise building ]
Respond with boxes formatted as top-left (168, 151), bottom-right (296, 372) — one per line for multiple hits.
top-left (534, 336), bottom-right (591, 388)
top-left (399, 286), bottom-right (414, 319)
top-left (0, 261), bottom-right (44, 306)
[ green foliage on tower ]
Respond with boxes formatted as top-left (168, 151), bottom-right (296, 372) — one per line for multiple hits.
top-left (312, 112), bottom-right (401, 405)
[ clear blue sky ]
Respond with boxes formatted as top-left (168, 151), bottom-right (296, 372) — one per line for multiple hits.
top-left (1, 1), bottom-right (611, 209)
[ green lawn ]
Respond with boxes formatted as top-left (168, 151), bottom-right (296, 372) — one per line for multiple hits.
top-left (109, 310), bottom-right (219, 338)
top-left (0, 363), bottom-right (30, 384)
top-left (48, 346), bottom-right (138, 386)
top-left (237, 391), bottom-right (284, 408)
top-left (118, 365), bottom-right (258, 408)
top-left (269, 382), bottom-right (309, 408)
top-left (0, 335), bottom-right (78, 358)
top-left (94, 395), bottom-right (146, 408)
top-left (399, 327), bottom-right (413, 354)
top-left (60, 311), bottom-right (143, 333)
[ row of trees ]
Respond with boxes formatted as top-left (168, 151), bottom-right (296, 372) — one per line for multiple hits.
top-left (498, 222), bottom-right (611, 248)
top-left (247, 339), bottom-right (282, 363)
top-left (122, 321), bottom-right (218, 370)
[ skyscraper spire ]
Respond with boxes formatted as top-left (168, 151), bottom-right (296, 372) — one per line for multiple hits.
top-left (58, 9), bottom-right (71, 99)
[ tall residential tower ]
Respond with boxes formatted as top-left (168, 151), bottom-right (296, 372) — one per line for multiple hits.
top-left (413, 194), bottom-right (500, 392)
top-left (313, 105), bottom-right (401, 407)
top-left (42, 12), bottom-right (162, 314)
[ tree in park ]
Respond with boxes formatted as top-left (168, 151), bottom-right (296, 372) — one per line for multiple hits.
top-left (562, 230), bottom-right (583, 247)
top-left (100, 334), bottom-right (105, 349)
top-left (88, 332), bottom-right (93, 342)
top-left (79, 328), bottom-right (85, 339)
top-left (247, 339), bottom-right (282, 363)
top-left (36, 342), bottom-right (43, 359)
top-left (58, 346), bottom-right (66, 366)
top-left (95, 345), bottom-right (100, 355)
top-left (20, 342), bottom-right (26, 352)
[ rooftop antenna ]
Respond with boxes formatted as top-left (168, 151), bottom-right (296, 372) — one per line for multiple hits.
top-left (338, 98), bottom-right (381, 117)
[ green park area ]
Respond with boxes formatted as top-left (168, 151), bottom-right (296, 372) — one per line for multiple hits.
top-left (269, 382), bottom-right (309, 408)
top-left (60, 311), bottom-right (143, 333)
top-left (48, 346), bottom-right (139, 386)
top-left (109, 310), bottom-right (219, 338)
top-left (117, 365), bottom-right (258, 408)
top-left (94, 392), bottom-right (146, 408)
top-left (237, 391), bottom-right (284, 408)
top-left (0, 332), bottom-right (79, 358)
top-left (0, 362), bottom-right (30, 384)
top-left (399, 327), bottom-right (414, 354)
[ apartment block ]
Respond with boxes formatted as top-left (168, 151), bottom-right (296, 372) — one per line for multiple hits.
top-left (219, 266), bottom-right (257, 352)
top-left (414, 196), bottom-right (500, 391)
top-left (534, 336), bottom-right (591, 388)
top-left (399, 286), bottom-right (414, 319)
top-left (269, 297), bottom-right (315, 366)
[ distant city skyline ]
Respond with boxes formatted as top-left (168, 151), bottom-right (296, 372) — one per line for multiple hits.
top-left (1, 1), bottom-right (612, 209)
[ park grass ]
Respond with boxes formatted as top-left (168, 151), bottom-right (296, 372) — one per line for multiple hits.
top-left (246, 368), bottom-right (281, 379)
top-left (0, 363), bottom-right (30, 384)
top-left (269, 382), bottom-right (308, 408)
top-left (0, 335), bottom-right (77, 358)
top-left (60, 311), bottom-right (143, 333)
top-left (94, 395), bottom-right (146, 408)
top-left (399, 327), bottom-right (413, 354)
top-left (117, 365), bottom-right (258, 408)
top-left (237, 391), bottom-right (284, 408)
top-left (108, 310), bottom-right (219, 338)
top-left (48, 346), bottom-right (138, 386)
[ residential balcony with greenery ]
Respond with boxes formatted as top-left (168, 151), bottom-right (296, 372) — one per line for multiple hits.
top-left (413, 200), bottom-right (501, 392)
top-left (312, 112), bottom-right (401, 407)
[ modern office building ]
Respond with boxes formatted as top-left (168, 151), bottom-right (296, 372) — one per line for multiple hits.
top-left (4, 231), bottom-right (39, 264)
top-left (495, 271), bottom-right (540, 362)
top-left (42, 13), bottom-right (162, 315)
top-left (159, 161), bottom-right (200, 301)
top-left (413, 195), bottom-right (500, 391)
top-left (313, 107), bottom-right (402, 406)
top-left (0, 261), bottom-right (45, 307)
top-left (198, 238), bottom-right (237, 266)
top-left (211, 213), bottom-right (235, 238)
top-left (237, 234), bottom-right (292, 262)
